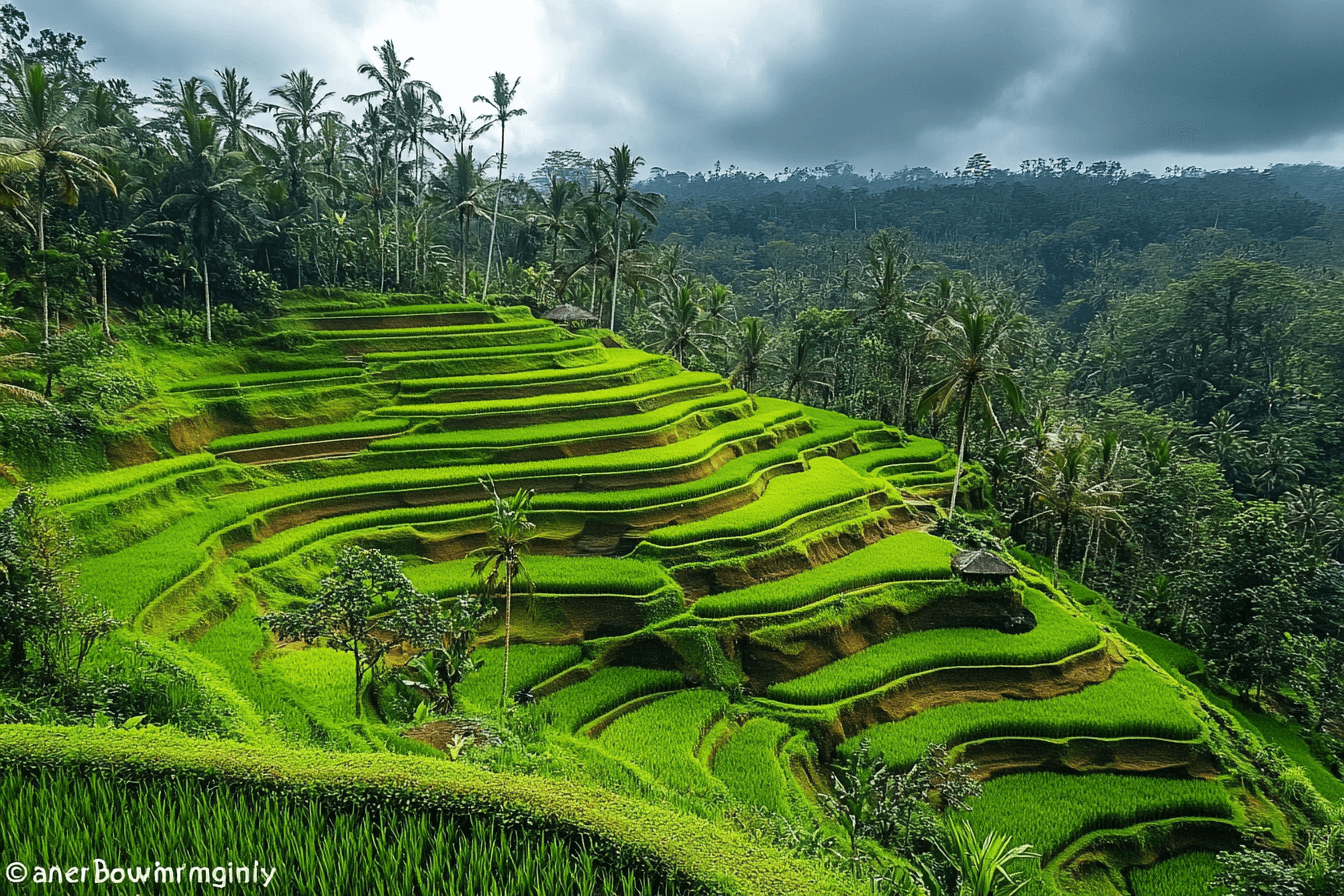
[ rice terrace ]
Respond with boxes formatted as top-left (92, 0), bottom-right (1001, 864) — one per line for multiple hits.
top-left (1, 3), bottom-right (1344, 895)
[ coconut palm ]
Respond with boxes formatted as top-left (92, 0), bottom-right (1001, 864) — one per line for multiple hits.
top-left (471, 478), bottom-right (535, 710)
top-left (651, 285), bottom-right (712, 367)
top-left (160, 106), bottom-right (247, 342)
top-left (474, 72), bottom-right (525, 299)
top-left (594, 144), bottom-right (661, 329)
top-left (530, 174), bottom-right (579, 297)
top-left (345, 41), bottom-right (427, 287)
top-left (916, 283), bottom-right (1029, 518)
top-left (730, 316), bottom-right (772, 393)
top-left (429, 147), bottom-right (491, 297)
top-left (202, 68), bottom-right (267, 152)
top-left (0, 60), bottom-right (115, 342)
top-left (561, 202), bottom-right (613, 314)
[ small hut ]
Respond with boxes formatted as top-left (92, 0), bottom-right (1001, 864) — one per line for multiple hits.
top-left (951, 550), bottom-right (1016, 586)
top-left (541, 304), bottom-right (599, 329)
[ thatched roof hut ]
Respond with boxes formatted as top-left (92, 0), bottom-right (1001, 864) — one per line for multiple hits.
top-left (541, 304), bottom-right (599, 327)
top-left (951, 550), bottom-right (1016, 585)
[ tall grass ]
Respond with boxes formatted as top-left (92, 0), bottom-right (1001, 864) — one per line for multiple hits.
top-left (168, 367), bottom-right (362, 393)
top-left (841, 437), bottom-right (947, 473)
top-left (0, 767), bottom-right (678, 896)
top-left (766, 590), bottom-right (1101, 704)
top-left (599, 689), bottom-right (730, 800)
top-left (960, 772), bottom-right (1236, 860)
top-left (1128, 851), bottom-right (1223, 896)
top-left (845, 662), bottom-right (1203, 768)
top-left (693, 530), bottom-right (958, 619)
top-left (541, 667), bottom-right (684, 732)
top-left (395, 351), bottom-right (675, 396)
top-left (408, 555), bottom-right (673, 598)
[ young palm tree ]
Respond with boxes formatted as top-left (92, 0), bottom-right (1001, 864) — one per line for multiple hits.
top-left (594, 144), bottom-right (661, 329)
top-left (471, 478), bottom-right (535, 710)
top-left (0, 61), bottom-right (114, 342)
top-left (474, 72), bottom-right (525, 299)
top-left (917, 283), bottom-right (1029, 519)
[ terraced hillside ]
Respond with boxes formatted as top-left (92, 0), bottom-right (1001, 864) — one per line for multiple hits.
top-left (6, 290), bottom-right (1300, 895)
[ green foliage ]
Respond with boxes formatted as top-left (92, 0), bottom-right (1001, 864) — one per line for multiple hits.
top-left (47, 454), bottom-right (215, 504)
top-left (541, 667), bottom-right (684, 733)
top-left (711, 719), bottom-right (795, 815)
top-left (847, 661), bottom-right (1202, 768)
top-left (694, 531), bottom-right (958, 619)
top-left (455, 644), bottom-right (582, 713)
top-left (168, 366), bottom-right (364, 393)
top-left (766, 590), bottom-right (1099, 705)
top-left (208, 418), bottom-right (410, 452)
top-left (960, 773), bottom-right (1237, 861)
top-left (599, 689), bottom-right (730, 799)
top-left (1128, 851), bottom-right (1222, 896)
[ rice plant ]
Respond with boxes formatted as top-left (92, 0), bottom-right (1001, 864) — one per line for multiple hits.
top-left (167, 367), bottom-right (363, 393)
top-left (0, 767), bottom-right (679, 896)
top-left (693, 530), bottom-right (958, 619)
top-left (711, 718), bottom-right (795, 815)
top-left (842, 436), bottom-right (948, 473)
top-left (409, 555), bottom-right (673, 598)
top-left (1115, 623), bottom-right (1203, 676)
top-left (455, 644), bottom-right (583, 712)
top-left (395, 351), bottom-right (676, 396)
top-left (209, 418), bottom-right (411, 453)
top-left (1128, 851), bottom-right (1223, 896)
top-left (639, 457), bottom-right (884, 548)
top-left (599, 689), bottom-right (730, 799)
top-left (766, 589), bottom-right (1101, 704)
top-left (541, 667), bottom-right (684, 732)
top-left (959, 772), bottom-right (1236, 861)
top-left (844, 661), bottom-right (1203, 768)
top-left (49, 454), bottom-right (217, 505)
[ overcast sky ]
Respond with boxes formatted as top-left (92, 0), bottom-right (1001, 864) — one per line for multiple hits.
top-left (24, 0), bottom-right (1344, 179)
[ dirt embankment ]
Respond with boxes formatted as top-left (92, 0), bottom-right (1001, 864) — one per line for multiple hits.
top-left (740, 587), bottom-right (1022, 687)
top-left (958, 736), bottom-right (1220, 781)
top-left (304, 312), bottom-right (492, 330)
top-left (217, 436), bottom-right (388, 465)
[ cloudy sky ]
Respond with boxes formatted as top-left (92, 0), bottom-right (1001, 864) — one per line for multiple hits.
top-left (25, 0), bottom-right (1344, 179)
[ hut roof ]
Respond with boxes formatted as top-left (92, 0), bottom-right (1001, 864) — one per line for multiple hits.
top-left (951, 550), bottom-right (1016, 578)
top-left (541, 304), bottom-right (599, 324)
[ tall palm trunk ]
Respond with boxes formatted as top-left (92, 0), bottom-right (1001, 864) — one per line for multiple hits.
top-left (37, 187), bottom-right (49, 344)
top-left (500, 568), bottom-right (513, 709)
top-left (460, 213), bottom-right (469, 297)
top-left (202, 256), bottom-right (213, 342)
top-left (100, 260), bottom-right (110, 340)
top-left (947, 380), bottom-right (974, 519)
top-left (377, 208), bottom-right (385, 291)
top-left (483, 123), bottom-right (505, 299)
top-left (393, 145), bottom-right (401, 288)
top-left (610, 209), bottom-right (622, 330)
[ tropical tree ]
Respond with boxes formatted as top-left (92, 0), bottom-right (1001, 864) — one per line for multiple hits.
top-left (594, 144), bottom-right (660, 329)
top-left (430, 147), bottom-right (491, 297)
top-left (202, 67), bottom-right (267, 152)
top-left (730, 316), bottom-right (772, 393)
top-left (471, 478), bottom-right (535, 710)
top-left (82, 228), bottom-right (128, 339)
top-left (474, 72), bottom-right (525, 299)
top-left (530, 174), bottom-right (579, 297)
top-left (917, 285), bottom-right (1029, 518)
top-left (160, 105), bottom-right (246, 342)
top-left (650, 285), bottom-right (712, 367)
top-left (258, 546), bottom-right (448, 719)
top-left (0, 60), bottom-right (114, 342)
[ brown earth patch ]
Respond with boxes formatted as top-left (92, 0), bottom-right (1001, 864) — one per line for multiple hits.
top-left (958, 736), bottom-right (1220, 781)
top-left (741, 587), bottom-right (1021, 687)
top-left (403, 718), bottom-right (499, 753)
top-left (169, 414), bottom-right (235, 453)
top-left (473, 593), bottom-right (651, 643)
top-left (105, 436), bottom-right (161, 469)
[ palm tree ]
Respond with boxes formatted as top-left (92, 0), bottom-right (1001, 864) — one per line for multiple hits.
top-left (345, 41), bottom-right (426, 288)
top-left (474, 72), bottom-right (525, 300)
top-left (1025, 431), bottom-right (1123, 585)
top-left (781, 328), bottom-right (835, 404)
top-left (701, 283), bottom-right (736, 369)
top-left (84, 228), bottom-right (128, 339)
top-left (531, 174), bottom-right (579, 282)
top-left (160, 107), bottom-right (246, 342)
top-left (916, 284), bottom-right (1028, 518)
top-left (471, 478), bottom-right (535, 710)
top-left (267, 69), bottom-right (336, 143)
top-left (594, 144), bottom-right (661, 330)
top-left (562, 202), bottom-right (613, 314)
top-left (429, 147), bottom-right (491, 297)
top-left (0, 60), bottom-right (114, 343)
top-left (202, 68), bottom-right (267, 152)
top-left (730, 316), bottom-right (772, 393)
top-left (651, 285), bottom-right (711, 367)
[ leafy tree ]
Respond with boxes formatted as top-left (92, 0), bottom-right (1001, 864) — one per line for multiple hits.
top-left (471, 478), bottom-right (535, 710)
top-left (730, 316), bottom-right (772, 394)
top-left (0, 59), bottom-right (114, 342)
top-left (594, 144), bottom-right (660, 329)
top-left (396, 590), bottom-right (493, 714)
top-left (1212, 850), bottom-right (1305, 896)
top-left (258, 546), bottom-right (446, 719)
top-left (474, 72), bottom-right (524, 299)
top-left (0, 489), bottom-right (115, 684)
